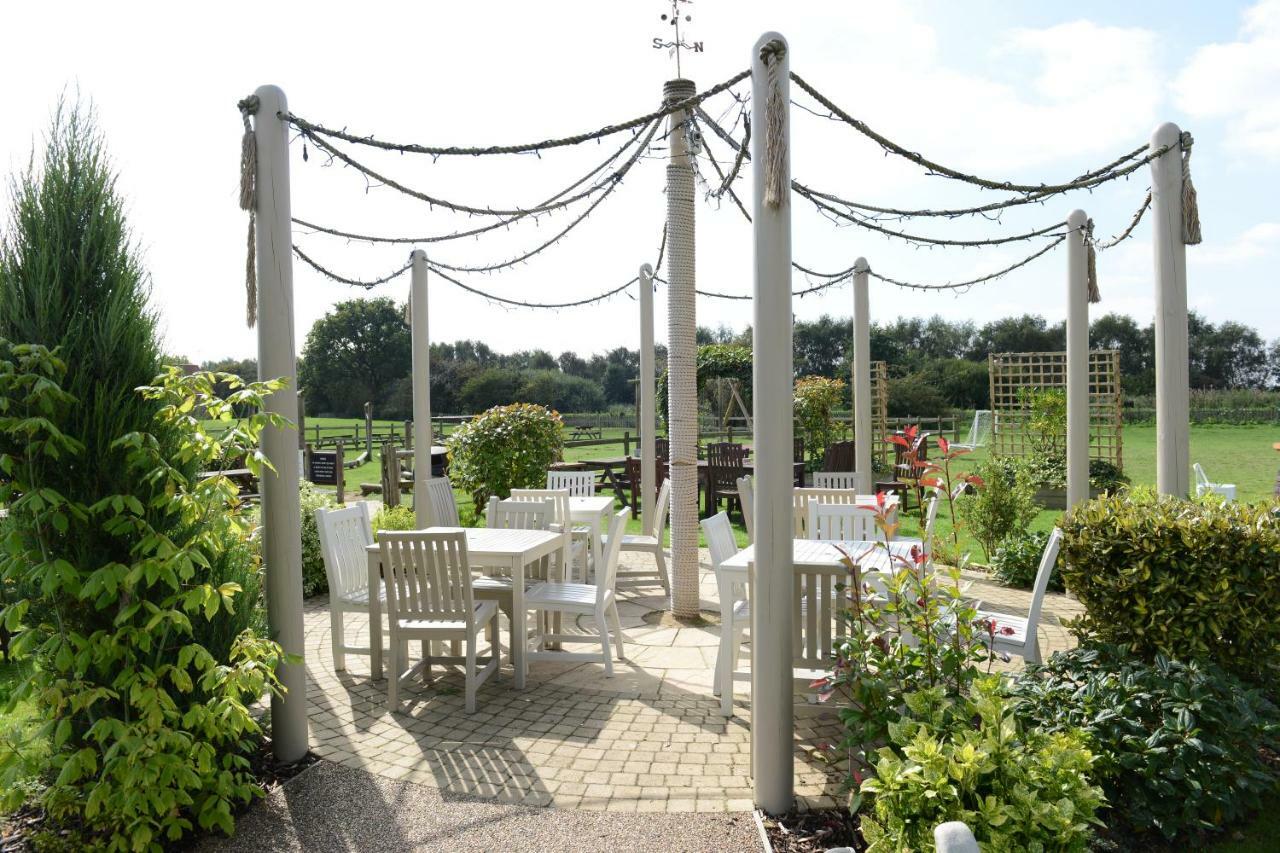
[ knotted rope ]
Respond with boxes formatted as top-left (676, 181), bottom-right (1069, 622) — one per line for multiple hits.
top-left (759, 39), bottom-right (788, 209)
top-left (1181, 131), bottom-right (1201, 245)
top-left (1084, 219), bottom-right (1100, 303)
top-left (237, 96), bottom-right (259, 327)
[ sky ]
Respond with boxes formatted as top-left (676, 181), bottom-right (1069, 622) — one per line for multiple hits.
top-left (1, 0), bottom-right (1277, 363)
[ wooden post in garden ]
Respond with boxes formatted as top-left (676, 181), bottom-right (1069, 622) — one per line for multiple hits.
top-left (364, 401), bottom-right (374, 461)
top-left (664, 76), bottom-right (700, 618)
top-left (250, 84), bottom-right (308, 762)
top-left (1066, 210), bottom-right (1090, 509)
top-left (1150, 123), bottom-right (1191, 497)
top-left (852, 258), bottom-right (872, 492)
top-left (335, 440), bottom-right (346, 505)
top-left (297, 394), bottom-right (306, 450)
top-left (410, 250), bottom-right (434, 526)
top-left (750, 32), bottom-right (794, 814)
top-left (639, 263), bottom-right (656, 533)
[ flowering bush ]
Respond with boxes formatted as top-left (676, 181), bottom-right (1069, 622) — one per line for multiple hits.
top-left (446, 403), bottom-right (564, 512)
top-left (889, 424), bottom-right (983, 547)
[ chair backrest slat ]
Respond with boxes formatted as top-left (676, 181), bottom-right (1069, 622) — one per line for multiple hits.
top-left (812, 471), bottom-right (870, 492)
top-left (736, 475), bottom-right (754, 543)
top-left (706, 443), bottom-right (748, 492)
top-left (546, 470), bottom-right (596, 496)
top-left (791, 487), bottom-right (860, 537)
top-left (651, 478), bottom-right (673, 540)
top-left (379, 529), bottom-right (474, 625)
top-left (1025, 528), bottom-right (1063, 637)
top-left (426, 477), bottom-right (460, 527)
top-left (701, 512), bottom-right (739, 568)
top-left (807, 502), bottom-right (879, 541)
top-left (1193, 462), bottom-right (1210, 488)
top-left (316, 503), bottom-right (375, 600)
top-left (487, 497), bottom-right (554, 531)
top-left (597, 509), bottom-right (630, 607)
top-left (509, 488), bottom-right (572, 529)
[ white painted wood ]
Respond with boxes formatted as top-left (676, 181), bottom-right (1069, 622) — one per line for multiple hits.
top-left (806, 503), bottom-right (879, 542)
top-left (1192, 463), bottom-right (1236, 502)
top-left (1150, 122), bottom-right (1191, 497)
top-left (1066, 210), bottom-right (1090, 510)
top-left (750, 31), bottom-right (794, 813)
top-left (812, 471), bottom-right (869, 492)
top-left (426, 477), bottom-right (460, 527)
top-left (791, 489), bottom-right (898, 538)
top-left (972, 529), bottom-right (1062, 664)
top-left (315, 503), bottom-right (383, 671)
top-left (608, 479), bottom-right (672, 593)
top-left (737, 475), bottom-right (755, 543)
top-left (410, 251), bottom-right (434, 526)
top-left (510, 488), bottom-right (586, 581)
top-left (639, 263), bottom-right (657, 534)
top-left (852, 259), bottom-right (873, 486)
top-left (702, 512), bottom-right (747, 717)
top-left (252, 85), bottom-right (308, 761)
top-left (546, 470), bottom-right (596, 496)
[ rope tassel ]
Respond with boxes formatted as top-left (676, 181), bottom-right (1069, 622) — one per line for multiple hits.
top-left (1180, 131), bottom-right (1201, 245)
top-left (760, 39), bottom-right (788, 210)
top-left (1084, 219), bottom-right (1100, 303)
top-left (238, 95), bottom-right (260, 327)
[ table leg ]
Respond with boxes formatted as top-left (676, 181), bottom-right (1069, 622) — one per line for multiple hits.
top-left (591, 513), bottom-right (604, 583)
top-left (512, 555), bottom-right (526, 690)
top-left (367, 552), bottom-right (383, 680)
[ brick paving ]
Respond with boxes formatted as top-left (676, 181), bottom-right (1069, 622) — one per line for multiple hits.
top-left (302, 551), bottom-right (1083, 813)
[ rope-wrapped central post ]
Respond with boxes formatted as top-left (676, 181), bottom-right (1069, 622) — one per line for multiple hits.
top-left (664, 78), bottom-right (700, 619)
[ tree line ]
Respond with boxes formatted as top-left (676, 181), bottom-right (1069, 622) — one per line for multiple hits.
top-left (192, 297), bottom-right (1280, 419)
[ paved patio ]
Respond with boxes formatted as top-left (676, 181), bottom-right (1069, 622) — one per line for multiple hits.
top-left (302, 551), bottom-right (1082, 813)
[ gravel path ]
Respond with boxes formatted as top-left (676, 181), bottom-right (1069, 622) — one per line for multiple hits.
top-left (199, 759), bottom-right (762, 852)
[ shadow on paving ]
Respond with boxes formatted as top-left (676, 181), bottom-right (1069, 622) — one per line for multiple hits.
top-left (197, 759), bottom-right (763, 853)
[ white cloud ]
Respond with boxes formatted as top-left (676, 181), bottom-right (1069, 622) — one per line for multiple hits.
top-left (1190, 221), bottom-right (1280, 263)
top-left (1174, 0), bottom-right (1280, 159)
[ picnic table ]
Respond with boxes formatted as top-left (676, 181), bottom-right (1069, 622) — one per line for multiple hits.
top-left (568, 426), bottom-right (603, 441)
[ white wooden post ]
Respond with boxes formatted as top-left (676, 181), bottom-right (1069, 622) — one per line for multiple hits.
top-left (1066, 210), bottom-right (1090, 509)
top-left (252, 85), bottom-right (308, 762)
top-left (664, 77), bottom-right (700, 618)
top-left (852, 259), bottom-right (872, 490)
top-left (750, 32), bottom-right (794, 814)
top-left (1150, 122), bottom-right (1190, 497)
top-left (410, 250), bottom-right (433, 526)
top-left (639, 263), bottom-right (657, 531)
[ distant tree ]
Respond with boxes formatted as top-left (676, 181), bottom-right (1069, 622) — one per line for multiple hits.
top-left (968, 314), bottom-right (1064, 359)
top-left (558, 351), bottom-right (593, 378)
top-left (887, 373), bottom-right (949, 418)
top-left (794, 314), bottom-right (852, 378)
top-left (459, 367), bottom-right (523, 412)
top-left (1270, 339), bottom-right (1280, 389)
top-left (519, 370), bottom-right (606, 412)
top-left (1190, 315), bottom-right (1270, 389)
top-left (298, 297), bottom-right (409, 416)
top-left (601, 347), bottom-right (639, 405)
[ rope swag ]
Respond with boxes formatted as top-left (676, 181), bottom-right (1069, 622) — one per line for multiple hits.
top-left (237, 95), bottom-right (259, 327)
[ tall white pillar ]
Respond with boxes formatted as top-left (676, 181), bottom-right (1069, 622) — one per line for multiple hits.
top-left (410, 250), bottom-right (434, 526)
top-left (252, 84), bottom-right (308, 762)
top-left (1065, 210), bottom-right (1090, 509)
top-left (852, 259), bottom-right (872, 492)
top-left (750, 32), bottom-right (794, 814)
top-left (1150, 123), bottom-right (1190, 497)
top-left (639, 263), bottom-right (657, 532)
top-left (664, 77), bottom-right (700, 618)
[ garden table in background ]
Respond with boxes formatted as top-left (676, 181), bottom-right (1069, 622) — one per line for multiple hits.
top-left (364, 527), bottom-right (566, 690)
top-left (569, 494), bottom-right (615, 578)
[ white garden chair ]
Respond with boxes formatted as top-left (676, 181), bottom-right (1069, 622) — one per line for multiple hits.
top-left (425, 476), bottom-right (460, 526)
top-left (971, 528), bottom-right (1062, 665)
top-left (1193, 463), bottom-right (1236, 503)
top-left (702, 512), bottom-right (747, 717)
top-left (509, 488), bottom-right (587, 580)
top-left (524, 508), bottom-right (631, 676)
top-left (379, 529), bottom-right (500, 713)
top-left (737, 475), bottom-right (754, 543)
top-left (807, 502), bottom-right (881, 541)
top-left (315, 502), bottom-right (384, 672)
top-left (812, 471), bottom-right (870, 493)
top-left (606, 478), bottom-right (672, 593)
top-left (791, 487), bottom-right (861, 538)
top-left (546, 470), bottom-right (596, 497)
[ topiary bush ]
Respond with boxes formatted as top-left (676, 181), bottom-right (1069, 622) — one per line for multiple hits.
top-left (446, 403), bottom-right (563, 512)
top-left (991, 529), bottom-right (1061, 592)
top-left (1009, 644), bottom-right (1280, 841)
top-left (299, 482), bottom-right (334, 597)
top-left (1059, 493), bottom-right (1280, 684)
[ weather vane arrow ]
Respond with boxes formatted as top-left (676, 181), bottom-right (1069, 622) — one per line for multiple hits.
top-left (652, 0), bottom-right (704, 78)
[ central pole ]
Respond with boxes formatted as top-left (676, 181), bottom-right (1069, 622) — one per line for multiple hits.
top-left (1150, 123), bottom-right (1190, 497)
top-left (852, 259), bottom-right (872, 493)
top-left (750, 32), bottom-right (795, 814)
top-left (1065, 210), bottom-right (1090, 509)
top-left (639, 263), bottom-right (657, 532)
top-left (410, 250), bottom-right (433, 526)
top-left (664, 77), bottom-right (700, 618)
top-left (252, 84), bottom-right (308, 762)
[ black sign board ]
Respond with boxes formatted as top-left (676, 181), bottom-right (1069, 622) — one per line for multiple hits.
top-left (309, 451), bottom-right (338, 485)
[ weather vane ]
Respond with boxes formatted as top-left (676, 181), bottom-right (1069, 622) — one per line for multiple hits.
top-left (653, 0), bottom-right (703, 78)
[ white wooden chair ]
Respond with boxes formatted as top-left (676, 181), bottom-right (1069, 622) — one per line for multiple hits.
top-left (425, 477), bottom-right (460, 526)
top-left (791, 487), bottom-right (861, 538)
top-left (972, 528), bottom-right (1062, 665)
top-left (807, 502), bottom-right (881, 541)
top-left (607, 478), bottom-right (672, 593)
top-left (812, 471), bottom-right (870, 493)
top-left (1193, 463), bottom-right (1236, 502)
top-left (315, 502), bottom-right (384, 672)
top-left (546, 470), bottom-right (596, 497)
top-left (379, 529), bottom-right (500, 713)
top-left (509, 488), bottom-right (587, 581)
top-left (702, 512), bottom-right (747, 717)
top-left (737, 475), bottom-right (754, 543)
top-left (524, 509), bottom-right (631, 676)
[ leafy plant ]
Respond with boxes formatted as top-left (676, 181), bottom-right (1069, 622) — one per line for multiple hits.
top-left (859, 677), bottom-right (1104, 852)
top-left (445, 403), bottom-right (564, 512)
top-left (1020, 454), bottom-right (1130, 492)
top-left (372, 505), bottom-right (417, 537)
top-left (991, 529), bottom-right (1061, 592)
top-left (1009, 644), bottom-right (1280, 841)
top-left (1059, 493), bottom-right (1280, 684)
top-left (299, 482), bottom-right (335, 597)
top-left (955, 456), bottom-right (1041, 562)
top-left (1023, 387), bottom-right (1067, 457)
top-left (897, 426), bottom-right (983, 546)
top-left (794, 375), bottom-right (846, 467)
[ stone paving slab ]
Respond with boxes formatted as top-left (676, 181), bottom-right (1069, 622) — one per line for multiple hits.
top-left (300, 549), bottom-right (1082, 813)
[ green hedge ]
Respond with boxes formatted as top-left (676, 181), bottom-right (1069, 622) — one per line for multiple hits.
top-left (1059, 493), bottom-right (1280, 683)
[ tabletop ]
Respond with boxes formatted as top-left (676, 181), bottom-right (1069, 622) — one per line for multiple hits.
top-left (569, 496), bottom-right (616, 514)
top-left (721, 539), bottom-right (920, 573)
top-left (365, 527), bottom-right (563, 560)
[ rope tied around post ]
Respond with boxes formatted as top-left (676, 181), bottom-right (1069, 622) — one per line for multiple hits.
top-left (759, 39), bottom-right (788, 209)
top-left (1180, 131), bottom-right (1202, 245)
top-left (237, 95), bottom-right (260, 327)
top-left (1084, 219), bottom-right (1100, 304)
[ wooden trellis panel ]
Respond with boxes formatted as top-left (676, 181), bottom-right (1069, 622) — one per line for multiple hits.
top-left (988, 350), bottom-right (1123, 468)
top-left (850, 361), bottom-right (890, 463)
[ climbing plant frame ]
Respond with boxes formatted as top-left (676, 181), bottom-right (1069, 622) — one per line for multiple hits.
top-left (988, 350), bottom-right (1123, 468)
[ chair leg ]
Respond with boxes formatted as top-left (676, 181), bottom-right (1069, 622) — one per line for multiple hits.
top-left (653, 548), bottom-right (671, 594)
top-left (330, 605), bottom-right (345, 672)
top-left (465, 634), bottom-right (478, 714)
top-left (713, 614), bottom-right (730, 698)
top-left (387, 636), bottom-right (400, 712)
top-left (598, 613), bottom-right (614, 678)
top-left (609, 602), bottom-right (626, 661)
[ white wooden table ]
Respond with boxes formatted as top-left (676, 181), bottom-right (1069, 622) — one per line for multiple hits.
top-left (569, 495), bottom-right (615, 577)
top-left (365, 527), bottom-right (566, 689)
top-left (720, 538), bottom-right (919, 578)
